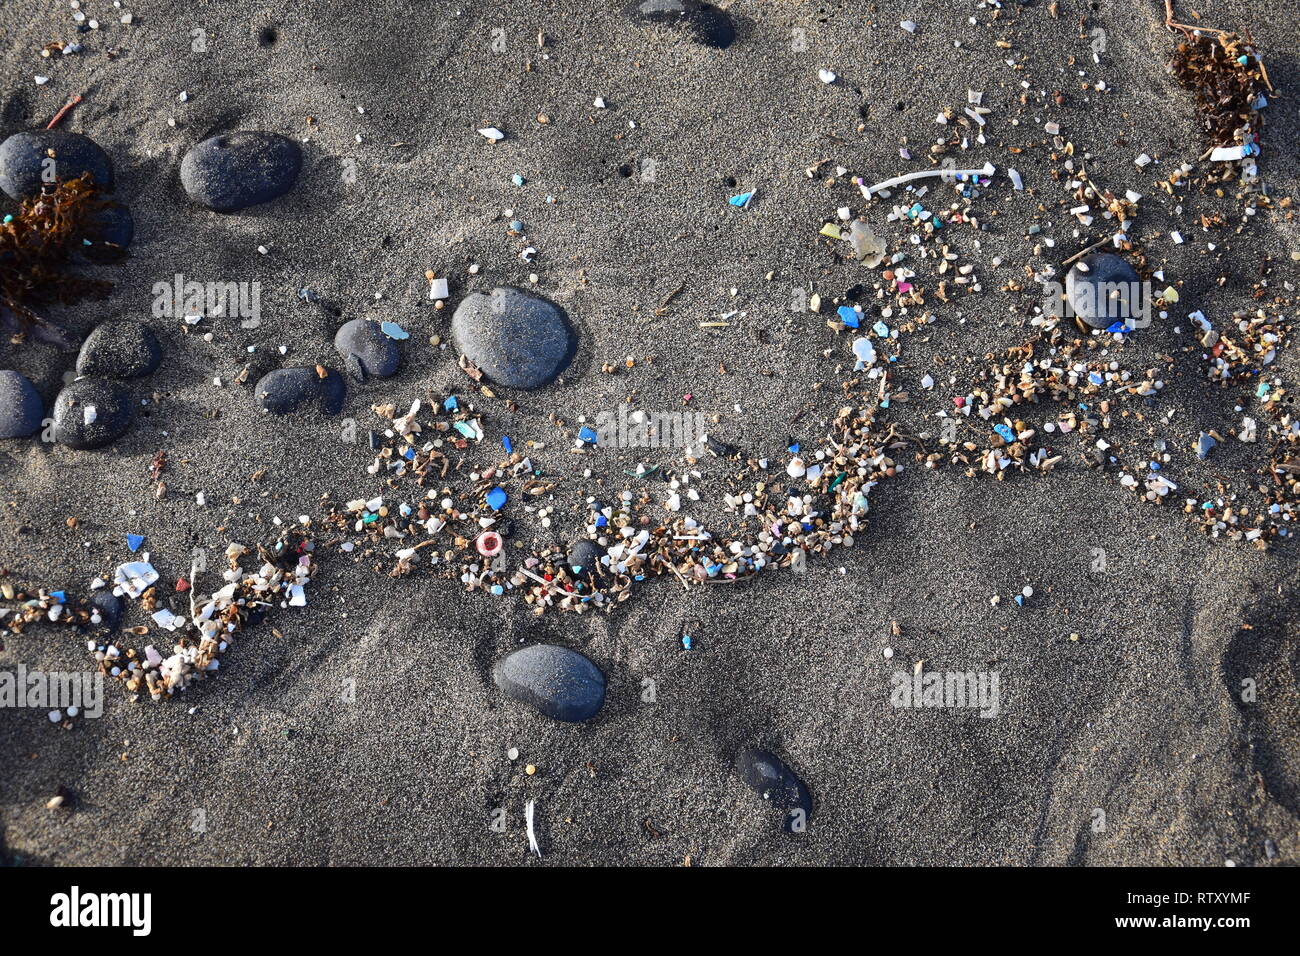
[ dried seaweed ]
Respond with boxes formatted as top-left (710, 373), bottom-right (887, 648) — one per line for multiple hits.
top-left (1168, 30), bottom-right (1270, 152)
top-left (0, 173), bottom-right (113, 349)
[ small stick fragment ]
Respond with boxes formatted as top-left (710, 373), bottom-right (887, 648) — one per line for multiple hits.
top-left (1062, 235), bottom-right (1113, 268)
top-left (46, 94), bottom-right (83, 129)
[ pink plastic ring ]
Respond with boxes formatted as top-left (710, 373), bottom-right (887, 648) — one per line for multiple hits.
top-left (476, 531), bottom-right (503, 557)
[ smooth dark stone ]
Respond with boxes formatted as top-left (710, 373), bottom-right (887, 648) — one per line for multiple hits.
top-left (334, 318), bottom-right (401, 381)
top-left (76, 321), bottom-right (161, 379)
top-left (0, 130), bottom-right (114, 200)
top-left (493, 644), bottom-right (606, 722)
top-left (735, 747), bottom-right (813, 833)
top-left (451, 287), bottom-right (577, 389)
top-left (705, 434), bottom-right (738, 458)
top-left (180, 131), bottom-right (302, 213)
top-left (625, 0), bottom-right (735, 48)
top-left (566, 539), bottom-right (606, 579)
top-left (0, 370), bottom-right (44, 439)
top-left (52, 378), bottom-right (132, 449)
top-left (89, 591), bottom-right (122, 632)
top-left (1065, 253), bottom-right (1142, 329)
top-left (254, 366), bottom-right (345, 415)
top-left (79, 202), bottom-right (133, 262)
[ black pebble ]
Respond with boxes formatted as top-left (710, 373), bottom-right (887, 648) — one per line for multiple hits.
top-left (735, 747), bottom-right (813, 833)
top-left (450, 286), bottom-right (577, 390)
top-left (705, 434), bottom-right (737, 458)
top-left (254, 366), bottom-right (346, 415)
top-left (78, 202), bottom-right (133, 263)
top-left (566, 539), bottom-right (607, 579)
top-left (0, 130), bottom-right (114, 201)
top-left (625, 0), bottom-right (736, 49)
top-left (333, 318), bottom-right (401, 381)
top-left (180, 131), bottom-right (302, 213)
top-left (1065, 253), bottom-right (1142, 329)
top-left (76, 321), bottom-right (162, 379)
top-left (0, 370), bottom-right (44, 439)
top-left (89, 591), bottom-right (122, 632)
top-left (52, 378), bottom-right (133, 450)
top-left (492, 644), bottom-right (606, 722)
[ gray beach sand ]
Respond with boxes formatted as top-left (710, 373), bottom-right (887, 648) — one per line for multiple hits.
top-left (1, 0), bottom-right (1298, 865)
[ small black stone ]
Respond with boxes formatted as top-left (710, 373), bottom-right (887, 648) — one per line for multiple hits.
top-left (0, 370), bottom-right (44, 439)
top-left (566, 539), bottom-right (607, 579)
top-left (0, 130), bottom-right (114, 201)
top-left (76, 321), bottom-right (162, 379)
top-left (625, 0), bottom-right (735, 49)
top-left (89, 591), bottom-right (122, 632)
top-left (450, 287), bottom-right (577, 390)
top-left (492, 644), bottom-right (606, 722)
top-left (254, 366), bottom-right (346, 415)
top-left (52, 378), bottom-right (133, 450)
top-left (334, 318), bottom-right (401, 381)
top-left (735, 747), bottom-right (813, 833)
top-left (78, 202), bottom-right (133, 263)
top-left (1064, 253), bottom-right (1142, 329)
top-left (705, 434), bottom-right (737, 458)
top-left (180, 131), bottom-right (302, 213)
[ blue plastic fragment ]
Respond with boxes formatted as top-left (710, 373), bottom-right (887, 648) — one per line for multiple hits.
top-left (1105, 320), bottom-right (1130, 334)
top-left (381, 321), bottom-right (409, 340)
top-left (51, 590), bottom-right (66, 603)
top-left (578, 426), bottom-right (598, 444)
top-left (837, 305), bottom-right (860, 328)
top-left (993, 423), bottom-right (1015, 442)
top-left (503, 435), bottom-right (513, 454)
top-left (511, 174), bottom-right (525, 186)
top-left (682, 635), bottom-right (693, 650)
top-left (788, 442), bottom-right (800, 454)
top-left (728, 191), bottom-right (755, 208)
top-left (486, 486), bottom-right (508, 511)
top-left (872, 320), bottom-right (889, 337)
top-left (595, 514), bottom-right (608, 528)
top-left (444, 396), bottom-right (459, 412)
top-left (126, 533), bottom-right (146, 553)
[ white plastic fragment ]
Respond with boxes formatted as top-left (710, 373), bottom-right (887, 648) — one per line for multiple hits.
top-left (477, 127), bottom-right (505, 142)
top-left (525, 799), bottom-right (542, 857)
top-left (863, 162), bottom-right (995, 198)
top-left (114, 560), bottom-right (159, 599)
top-left (1209, 145), bottom-right (1248, 162)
